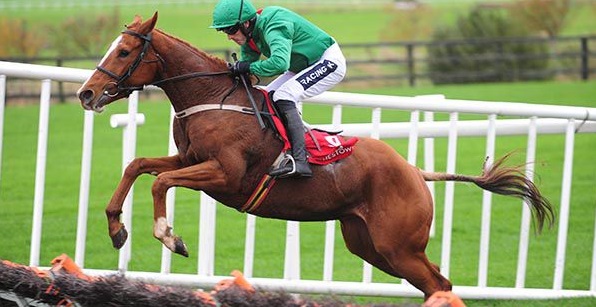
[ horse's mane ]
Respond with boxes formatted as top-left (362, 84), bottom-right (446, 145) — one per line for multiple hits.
top-left (154, 28), bottom-right (229, 68)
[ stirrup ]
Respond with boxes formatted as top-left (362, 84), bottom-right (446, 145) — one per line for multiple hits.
top-left (269, 153), bottom-right (297, 178)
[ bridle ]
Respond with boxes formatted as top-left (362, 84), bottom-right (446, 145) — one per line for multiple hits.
top-left (95, 28), bottom-right (265, 128)
top-left (96, 30), bottom-right (154, 97)
top-left (96, 29), bottom-right (229, 97)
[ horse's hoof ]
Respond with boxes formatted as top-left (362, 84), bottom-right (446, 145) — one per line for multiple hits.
top-left (422, 291), bottom-right (465, 307)
top-left (174, 237), bottom-right (189, 257)
top-left (111, 227), bottom-right (128, 249)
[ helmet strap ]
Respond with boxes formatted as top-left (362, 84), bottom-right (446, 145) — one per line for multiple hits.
top-left (237, 0), bottom-right (245, 23)
top-left (239, 17), bottom-right (256, 40)
top-left (237, 0), bottom-right (252, 39)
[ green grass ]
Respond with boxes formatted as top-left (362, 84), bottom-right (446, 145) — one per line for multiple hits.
top-left (1, 1), bottom-right (594, 55)
top-left (352, 80), bottom-right (596, 106)
top-left (1, 1), bottom-right (596, 305)
top-left (1, 80), bottom-right (595, 306)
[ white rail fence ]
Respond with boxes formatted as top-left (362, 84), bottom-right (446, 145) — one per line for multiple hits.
top-left (1, 61), bottom-right (596, 301)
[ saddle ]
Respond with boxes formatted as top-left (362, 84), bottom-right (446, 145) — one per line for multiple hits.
top-left (239, 90), bottom-right (358, 213)
top-left (257, 89), bottom-right (358, 167)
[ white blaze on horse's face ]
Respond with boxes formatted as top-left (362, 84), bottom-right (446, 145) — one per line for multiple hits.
top-left (78, 36), bottom-right (122, 93)
top-left (77, 35), bottom-right (123, 112)
top-left (98, 35), bottom-right (123, 68)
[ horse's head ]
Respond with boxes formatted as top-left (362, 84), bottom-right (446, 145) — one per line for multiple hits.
top-left (77, 12), bottom-right (161, 112)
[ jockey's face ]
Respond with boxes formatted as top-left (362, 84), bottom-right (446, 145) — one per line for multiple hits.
top-left (221, 21), bottom-right (250, 46)
top-left (227, 29), bottom-right (246, 45)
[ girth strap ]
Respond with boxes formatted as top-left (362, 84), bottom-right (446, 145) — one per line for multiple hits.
top-left (240, 152), bottom-right (287, 213)
top-left (175, 104), bottom-right (255, 119)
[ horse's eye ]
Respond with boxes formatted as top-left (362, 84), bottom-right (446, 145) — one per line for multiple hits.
top-left (118, 50), bottom-right (130, 58)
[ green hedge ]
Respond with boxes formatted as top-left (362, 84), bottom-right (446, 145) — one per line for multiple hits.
top-left (427, 7), bottom-right (552, 84)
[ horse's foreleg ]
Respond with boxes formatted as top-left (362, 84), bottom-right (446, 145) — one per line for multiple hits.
top-left (150, 159), bottom-right (235, 257)
top-left (106, 155), bottom-right (183, 249)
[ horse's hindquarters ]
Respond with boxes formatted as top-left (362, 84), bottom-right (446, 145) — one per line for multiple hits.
top-left (351, 138), bottom-right (434, 226)
top-left (336, 138), bottom-right (449, 296)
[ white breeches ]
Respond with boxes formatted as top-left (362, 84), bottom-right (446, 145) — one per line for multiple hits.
top-left (266, 42), bottom-right (346, 104)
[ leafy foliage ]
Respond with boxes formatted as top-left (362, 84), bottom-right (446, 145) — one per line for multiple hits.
top-left (427, 6), bottom-right (552, 84)
top-left (380, 4), bottom-right (435, 42)
top-left (1, 10), bottom-right (120, 59)
top-left (508, 0), bottom-right (571, 38)
top-left (0, 19), bottom-right (45, 58)
top-left (47, 9), bottom-right (121, 57)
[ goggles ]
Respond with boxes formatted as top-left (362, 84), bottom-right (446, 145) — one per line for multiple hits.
top-left (219, 23), bottom-right (241, 35)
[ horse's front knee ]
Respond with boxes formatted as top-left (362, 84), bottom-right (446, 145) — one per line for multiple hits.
top-left (123, 157), bottom-right (145, 178)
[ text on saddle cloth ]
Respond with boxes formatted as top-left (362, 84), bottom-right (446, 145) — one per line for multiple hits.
top-left (305, 129), bottom-right (358, 165)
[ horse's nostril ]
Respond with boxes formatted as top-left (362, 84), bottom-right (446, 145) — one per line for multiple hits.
top-left (79, 89), bottom-right (95, 103)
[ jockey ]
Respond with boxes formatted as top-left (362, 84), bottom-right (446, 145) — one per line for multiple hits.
top-left (210, 0), bottom-right (347, 178)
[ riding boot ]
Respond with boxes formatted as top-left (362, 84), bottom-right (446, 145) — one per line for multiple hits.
top-left (270, 100), bottom-right (313, 178)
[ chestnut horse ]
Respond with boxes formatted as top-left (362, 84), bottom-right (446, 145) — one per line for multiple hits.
top-left (77, 13), bottom-right (554, 299)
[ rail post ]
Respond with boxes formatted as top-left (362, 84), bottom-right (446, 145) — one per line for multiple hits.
top-left (109, 91), bottom-right (145, 271)
top-left (580, 37), bottom-right (589, 80)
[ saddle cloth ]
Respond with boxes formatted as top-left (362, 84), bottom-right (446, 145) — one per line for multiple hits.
top-left (305, 129), bottom-right (358, 165)
top-left (260, 89), bottom-right (358, 165)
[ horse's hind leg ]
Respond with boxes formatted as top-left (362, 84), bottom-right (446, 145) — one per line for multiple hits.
top-left (339, 216), bottom-right (407, 276)
top-left (339, 214), bottom-right (451, 300)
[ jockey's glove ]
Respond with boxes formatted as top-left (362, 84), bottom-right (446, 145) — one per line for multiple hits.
top-left (228, 61), bottom-right (251, 76)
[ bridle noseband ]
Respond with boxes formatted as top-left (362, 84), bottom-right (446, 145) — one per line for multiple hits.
top-left (96, 30), bottom-right (154, 97)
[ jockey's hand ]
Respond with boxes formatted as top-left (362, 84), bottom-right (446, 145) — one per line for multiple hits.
top-left (228, 61), bottom-right (251, 76)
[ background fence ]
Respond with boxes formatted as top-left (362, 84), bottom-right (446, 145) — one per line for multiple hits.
top-left (1, 61), bottom-right (596, 302)
top-left (2, 35), bottom-right (594, 103)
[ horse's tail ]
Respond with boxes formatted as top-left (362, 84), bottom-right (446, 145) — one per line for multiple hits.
top-left (420, 152), bottom-right (555, 233)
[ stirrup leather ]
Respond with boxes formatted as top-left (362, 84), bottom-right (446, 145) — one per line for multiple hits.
top-left (269, 153), bottom-right (297, 178)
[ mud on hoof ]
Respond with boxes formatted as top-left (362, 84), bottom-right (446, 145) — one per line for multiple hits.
top-left (174, 237), bottom-right (189, 257)
top-left (111, 227), bottom-right (128, 249)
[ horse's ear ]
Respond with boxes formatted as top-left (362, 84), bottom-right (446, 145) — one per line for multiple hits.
top-left (138, 11), bottom-right (158, 34)
top-left (126, 15), bottom-right (143, 29)
top-left (133, 15), bottom-right (142, 25)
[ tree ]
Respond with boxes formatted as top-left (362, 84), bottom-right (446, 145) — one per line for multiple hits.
top-left (427, 6), bottom-right (551, 84)
top-left (508, 0), bottom-right (571, 38)
top-left (0, 19), bottom-right (45, 58)
top-left (48, 9), bottom-right (121, 57)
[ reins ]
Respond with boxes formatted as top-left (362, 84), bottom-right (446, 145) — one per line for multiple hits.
top-left (97, 29), bottom-right (231, 95)
top-left (98, 29), bottom-right (268, 128)
top-left (151, 71), bottom-right (230, 86)
top-left (96, 30), bottom-right (155, 96)
top-left (232, 53), bottom-right (266, 130)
